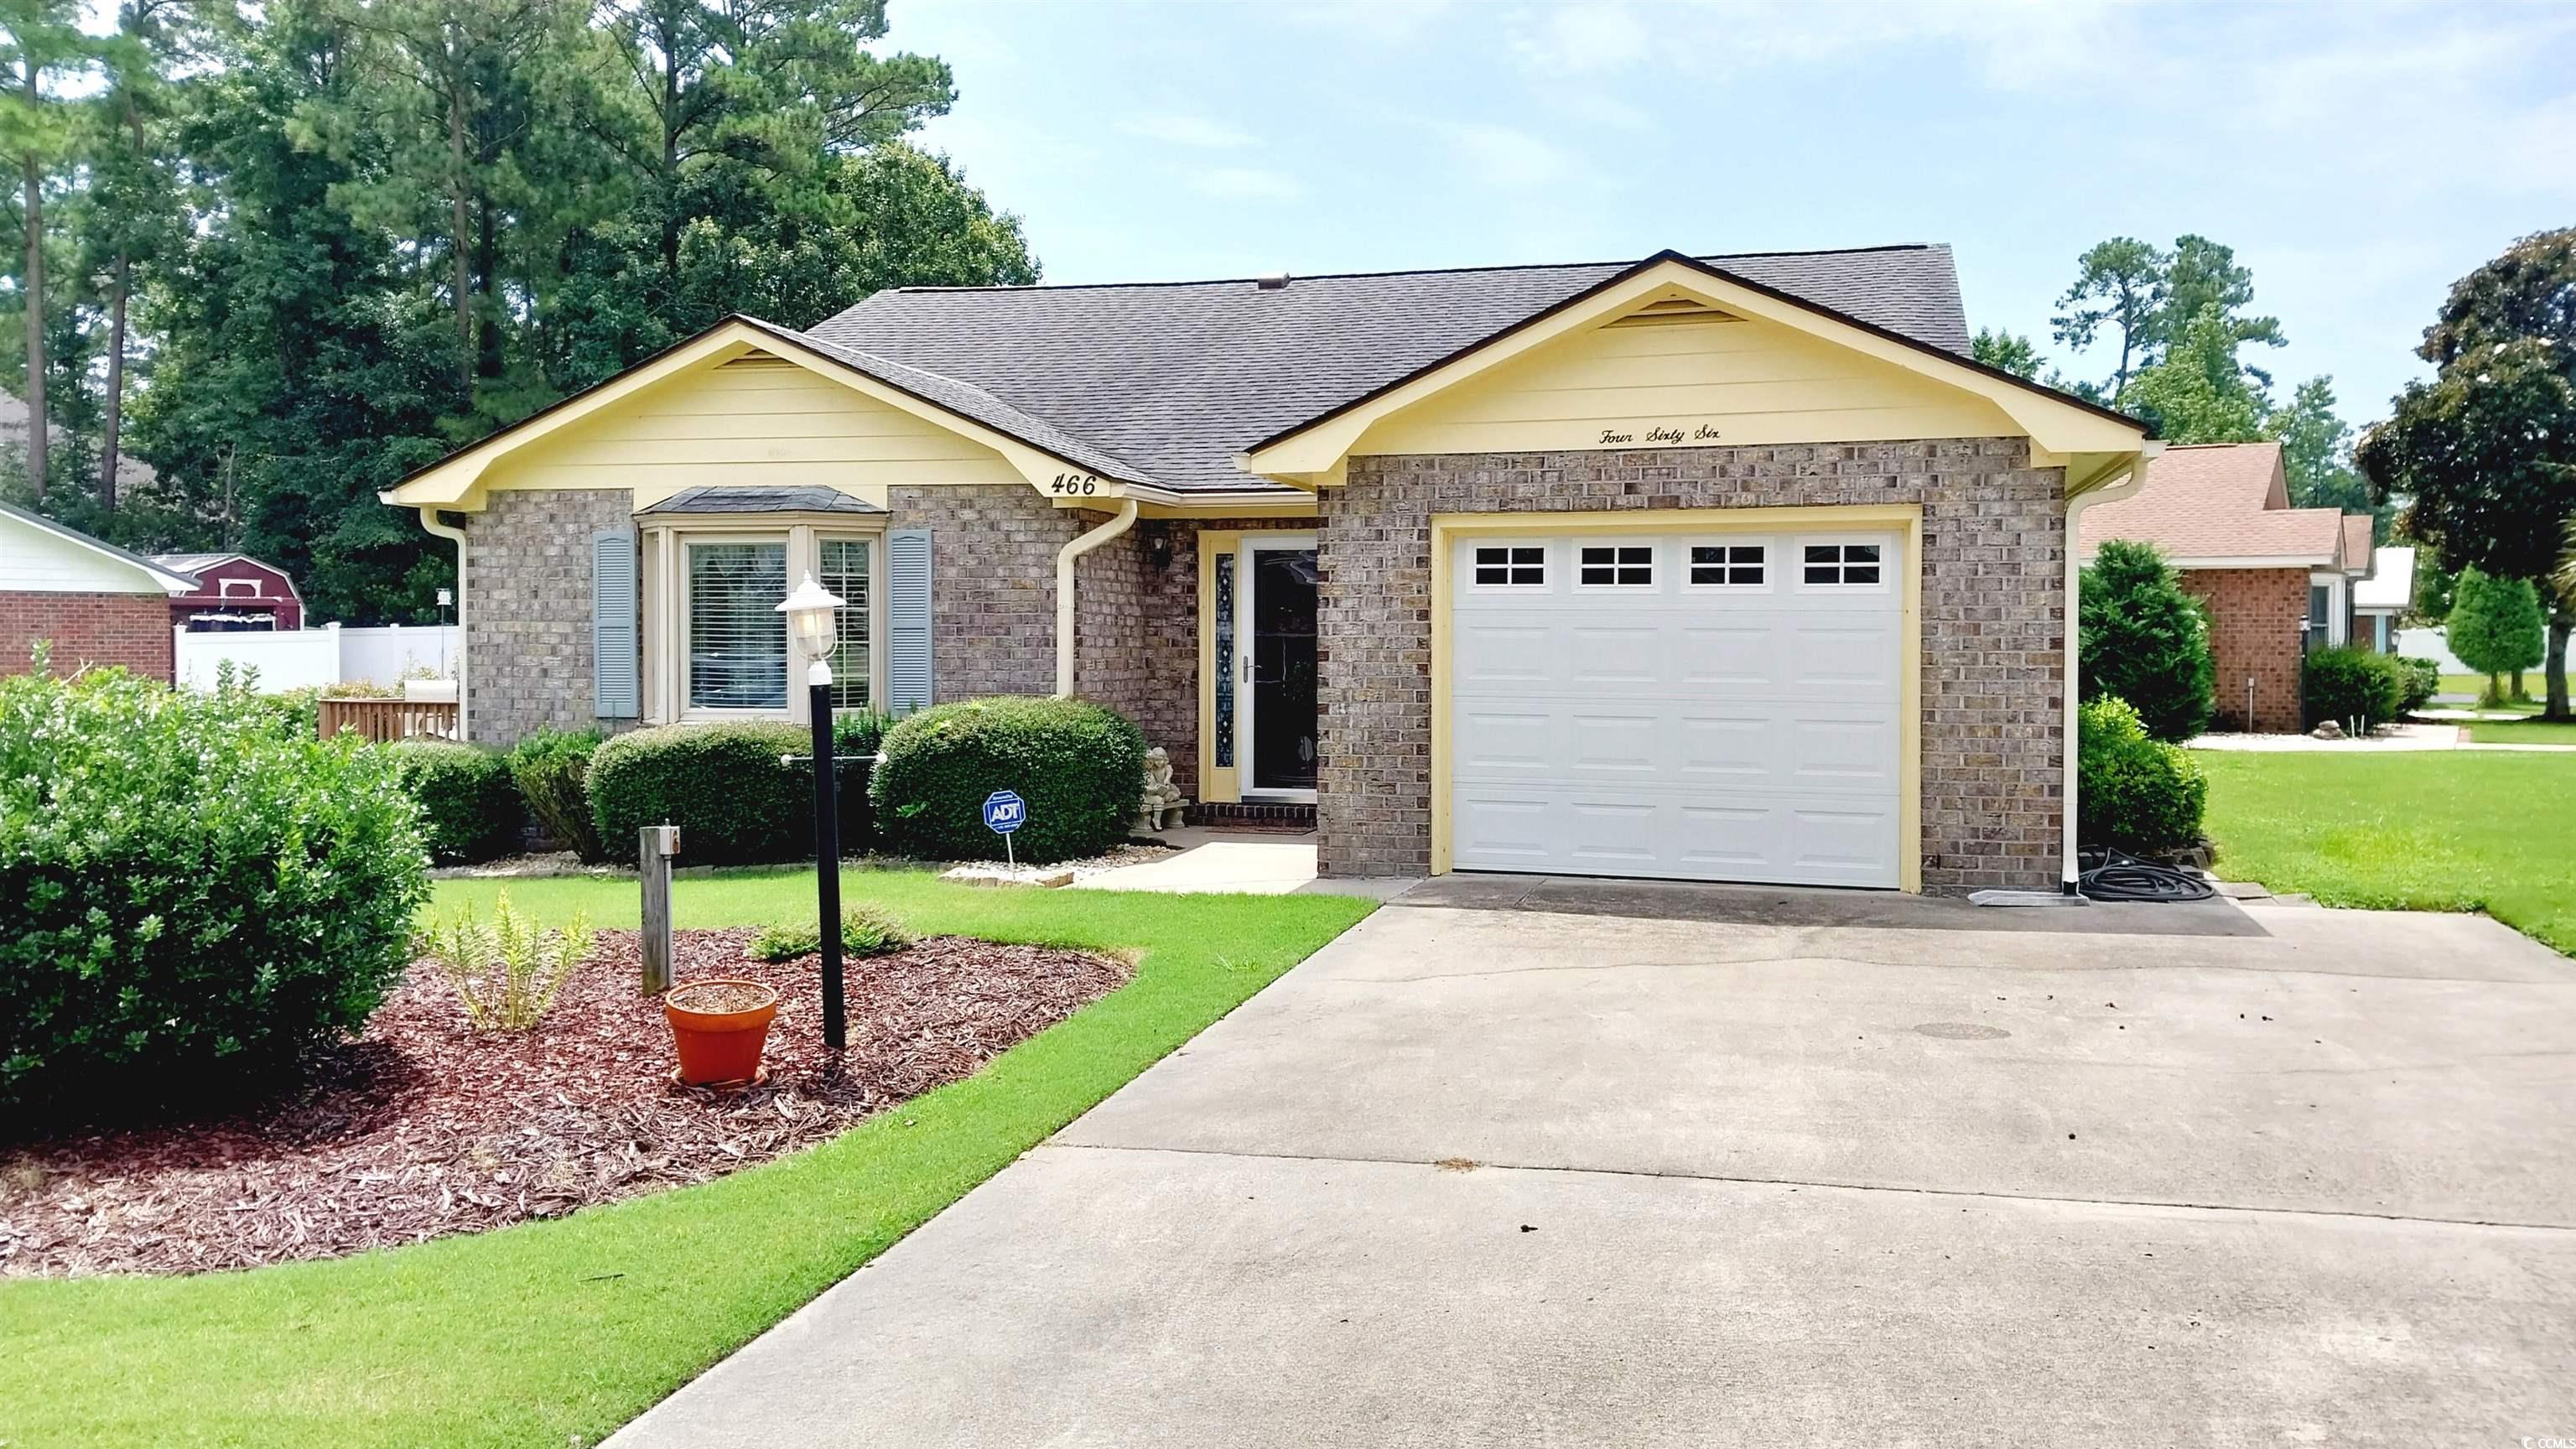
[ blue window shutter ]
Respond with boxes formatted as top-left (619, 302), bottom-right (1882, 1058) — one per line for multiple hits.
top-left (591, 528), bottom-right (640, 719)
top-left (887, 527), bottom-right (933, 714)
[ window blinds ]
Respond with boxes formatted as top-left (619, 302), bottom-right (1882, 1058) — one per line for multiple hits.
top-left (686, 541), bottom-right (787, 710)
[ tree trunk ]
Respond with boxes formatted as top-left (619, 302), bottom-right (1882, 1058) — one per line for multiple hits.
top-left (19, 66), bottom-right (45, 503)
top-left (2511, 668), bottom-right (2527, 702)
top-left (448, 86), bottom-right (473, 384)
top-left (101, 248), bottom-right (127, 510)
top-left (658, 24), bottom-right (680, 282)
top-left (475, 200), bottom-right (501, 379)
top-left (2547, 607), bottom-right (2572, 722)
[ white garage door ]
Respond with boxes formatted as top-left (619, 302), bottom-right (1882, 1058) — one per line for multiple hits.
top-left (1449, 530), bottom-right (1903, 888)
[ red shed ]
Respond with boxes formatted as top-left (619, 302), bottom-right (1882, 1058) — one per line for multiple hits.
top-left (150, 553), bottom-right (305, 631)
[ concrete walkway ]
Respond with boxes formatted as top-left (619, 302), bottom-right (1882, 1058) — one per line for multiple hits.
top-left (1069, 827), bottom-right (1416, 899)
top-left (2193, 723), bottom-right (2576, 753)
top-left (610, 894), bottom-right (2576, 1447)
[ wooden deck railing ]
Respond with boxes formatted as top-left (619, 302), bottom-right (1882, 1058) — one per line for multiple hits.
top-left (318, 697), bottom-right (460, 744)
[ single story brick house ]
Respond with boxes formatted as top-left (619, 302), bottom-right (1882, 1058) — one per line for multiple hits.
top-left (384, 247), bottom-right (2156, 893)
top-left (148, 552), bottom-right (306, 632)
top-left (1, 500), bottom-right (199, 682)
top-left (2076, 441), bottom-right (2375, 734)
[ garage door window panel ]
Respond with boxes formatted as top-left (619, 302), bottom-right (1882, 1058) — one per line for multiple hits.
top-left (1687, 541), bottom-right (1769, 590)
top-left (1472, 544), bottom-right (1547, 589)
top-left (1576, 544), bottom-right (1655, 589)
top-left (1800, 541), bottom-right (1885, 589)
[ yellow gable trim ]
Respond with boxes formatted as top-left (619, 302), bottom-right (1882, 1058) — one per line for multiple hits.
top-left (1237, 257), bottom-right (2146, 488)
top-left (381, 319), bottom-right (1125, 511)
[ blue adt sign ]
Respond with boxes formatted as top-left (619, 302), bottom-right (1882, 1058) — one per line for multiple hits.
top-left (981, 790), bottom-right (1026, 834)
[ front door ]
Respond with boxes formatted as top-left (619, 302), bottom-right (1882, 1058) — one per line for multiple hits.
top-left (1239, 536), bottom-right (1318, 799)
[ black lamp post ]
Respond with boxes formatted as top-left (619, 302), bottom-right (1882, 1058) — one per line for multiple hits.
top-left (778, 574), bottom-right (848, 1052)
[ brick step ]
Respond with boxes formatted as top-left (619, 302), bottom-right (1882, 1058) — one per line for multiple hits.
top-left (1190, 801), bottom-right (1317, 828)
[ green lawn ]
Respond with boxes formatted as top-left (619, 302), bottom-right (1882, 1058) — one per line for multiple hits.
top-left (1, 871), bottom-right (1375, 1449)
top-left (2195, 750), bottom-right (2576, 953)
top-left (2435, 673), bottom-right (2543, 711)
top-left (2468, 717), bottom-right (2576, 745)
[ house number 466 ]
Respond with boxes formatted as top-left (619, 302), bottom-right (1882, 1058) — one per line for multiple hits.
top-left (1050, 473), bottom-right (1100, 496)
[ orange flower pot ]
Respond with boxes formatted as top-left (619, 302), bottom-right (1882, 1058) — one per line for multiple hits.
top-left (664, 979), bottom-right (781, 1086)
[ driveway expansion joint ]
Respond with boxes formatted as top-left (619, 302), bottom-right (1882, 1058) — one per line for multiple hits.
top-left (1038, 1140), bottom-right (2576, 1234)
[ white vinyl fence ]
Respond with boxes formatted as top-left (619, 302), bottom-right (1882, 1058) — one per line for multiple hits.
top-left (175, 623), bottom-right (459, 693)
top-left (2394, 626), bottom-right (2468, 675)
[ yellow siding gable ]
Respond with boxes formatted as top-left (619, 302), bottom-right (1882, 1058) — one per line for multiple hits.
top-left (1353, 308), bottom-right (2022, 458)
top-left (482, 351), bottom-right (1021, 507)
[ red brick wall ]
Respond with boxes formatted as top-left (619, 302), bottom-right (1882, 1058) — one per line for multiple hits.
top-left (2179, 568), bottom-right (2305, 733)
top-left (0, 590), bottom-right (176, 683)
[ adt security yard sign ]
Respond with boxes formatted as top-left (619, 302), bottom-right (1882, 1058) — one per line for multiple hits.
top-left (982, 789), bottom-right (1026, 868)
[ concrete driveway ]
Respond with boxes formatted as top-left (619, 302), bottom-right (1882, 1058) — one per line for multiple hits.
top-left (611, 888), bottom-right (2576, 1447)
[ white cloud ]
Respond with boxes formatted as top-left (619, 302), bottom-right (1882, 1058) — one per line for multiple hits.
top-left (1509, 3), bottom-right (1650, 73)
top-left (1440, 122), bottom-right (1579, 191)
top-left (1193, 167), bottom-right (1306, 201)
top-left (1119, 113), bottom-right (1256, 149)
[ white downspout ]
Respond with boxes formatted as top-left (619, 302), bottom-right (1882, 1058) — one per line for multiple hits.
top-left (418, 506), bottom-right (470, 741)
top-left (1055, 499), bottom-right (1139, 698)
top-left (2060, 444), bottom-right (2158, 891)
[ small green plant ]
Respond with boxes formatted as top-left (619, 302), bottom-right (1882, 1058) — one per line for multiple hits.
top-left (2303, 646), bottom-right (2404, 731)
top-left (508, 727), bottom-right (608, 861)
top-left (2393, 656), bottom-right (2442, 715)
top-left (416, 891), bottom-right (595, 1031)
top-left (747, 904), bottom-right (916, 963)
top-left (2078, 696), bottom-right (2208, 852)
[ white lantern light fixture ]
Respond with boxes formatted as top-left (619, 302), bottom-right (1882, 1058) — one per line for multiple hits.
top-left (776, 573), bottom-right (846, 683)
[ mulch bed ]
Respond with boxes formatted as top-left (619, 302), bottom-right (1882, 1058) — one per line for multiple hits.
top-left (0, 929), bottom-right (1130, 1278)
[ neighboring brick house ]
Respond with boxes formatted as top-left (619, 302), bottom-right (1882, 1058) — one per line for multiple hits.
top-left (2077, 442), bottom-right (2376, 734)
top-left (149, 553), bottom-right (305, 632)
top-left (385, 247), bottom-right (2155, 894)
top-left (0, 500), bottom-right (199, 682)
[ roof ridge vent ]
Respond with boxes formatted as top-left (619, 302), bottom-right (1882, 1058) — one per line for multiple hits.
top-left (1255, 271), bottom-right (1291, 290)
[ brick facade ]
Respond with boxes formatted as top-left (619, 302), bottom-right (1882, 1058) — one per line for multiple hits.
top-left (1319, 439), bottom-right (2070, 892)
top-left (2181, 567), bottom-right (2306, 733)
top-left (465, 487), bottom-right (631, 746)
top-left (0, 589), bottom-right (174, 682)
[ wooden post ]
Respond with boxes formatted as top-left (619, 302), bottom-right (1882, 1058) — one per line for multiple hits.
top-left (639, 824), bottom-right (680, 995)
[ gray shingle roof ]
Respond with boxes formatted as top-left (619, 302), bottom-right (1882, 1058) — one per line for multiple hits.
top-left (640, 486), bottom-right (887, 515)
top-left (802, 245), bottom-right (1972, 495)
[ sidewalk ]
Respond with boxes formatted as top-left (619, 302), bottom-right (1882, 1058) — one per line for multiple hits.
top-left (2190, 722), bottom-right (2576, 754)
top-left (1070, 827), bottom-right (1419, 899)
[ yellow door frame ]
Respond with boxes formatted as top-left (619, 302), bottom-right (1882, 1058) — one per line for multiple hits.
top-left (1429, 503), bottom-right (1926, 893)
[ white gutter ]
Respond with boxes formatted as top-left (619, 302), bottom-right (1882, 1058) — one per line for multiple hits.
top-left (1054, 499), bottom-right (1139, 697)
top-left (2061, 443), bottom-right (2159, 891)
top-left (418, 507), bottom-right (470, 741)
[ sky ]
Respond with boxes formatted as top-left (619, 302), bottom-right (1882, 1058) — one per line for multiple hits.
top-left (883, 0), bottom-right (2576, 430)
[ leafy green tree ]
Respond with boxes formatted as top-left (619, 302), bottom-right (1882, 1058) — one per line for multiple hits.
top-left (0, 2), bottom-right (92, 502)
top-left (2119, 304), bottom-right (2267, 444)
top-left (2358, 227), bottom-right (2576, 719)
top-left (2080, 538), bottom-right (2215, 741)
top-left (2052, 236), bottom-right (2168, 401)
top-left (1971, 326), bottom-right (2044, 379)
top-left (2265, 375), bottom-right (2383, 535)
top-left (2447, 568), bottom-right (2545, 706)
top-left (2158, 234), bottom-right (2285, 378)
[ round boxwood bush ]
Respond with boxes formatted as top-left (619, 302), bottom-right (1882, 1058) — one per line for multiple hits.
top-left (587, 721), bottom-right (812, 866)
top-left (0, 668), bottom-right (429, 1115)
top-left (2077, 697), bottom-right (2209, 853)
top-left (391, 739), bottom-right (522, 865)
top-left (2393, 656), bottom-right (2441, 715)
top-left (507, 727), bottom-right (607, 862)
top-left (2302, 646), bottom-right (2404, 730)
top-left (870, 696), bottom-right (1145, 864)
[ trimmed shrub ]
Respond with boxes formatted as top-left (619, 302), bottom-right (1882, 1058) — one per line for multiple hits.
top-left (2302, 646), bottom-right (2403, 730)
top-left (508, 728), bottom-right (608, 862)
top-left (587, 721), bottom-right (811, 865)
top-left (391, 740), bottom-right (522, 865)
top-left (2077, 697), bottom-right (2209, 853)
top-left (871, 696), bottom-right (1145, 864)
top-left (2447, 567), bottom-right (2546, 704)
top-left (747, 904), bottom-right (914, 963)
top-left (2394, 656), bottom-right (2442, 714)
top-left (2080, 539), bottom-right (2215, 742)
top-left (0, 668), bottom-right (429, 1115)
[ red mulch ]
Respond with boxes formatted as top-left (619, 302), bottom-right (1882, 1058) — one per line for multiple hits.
top-left (0, 929), bottom-right (1130, 1278)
